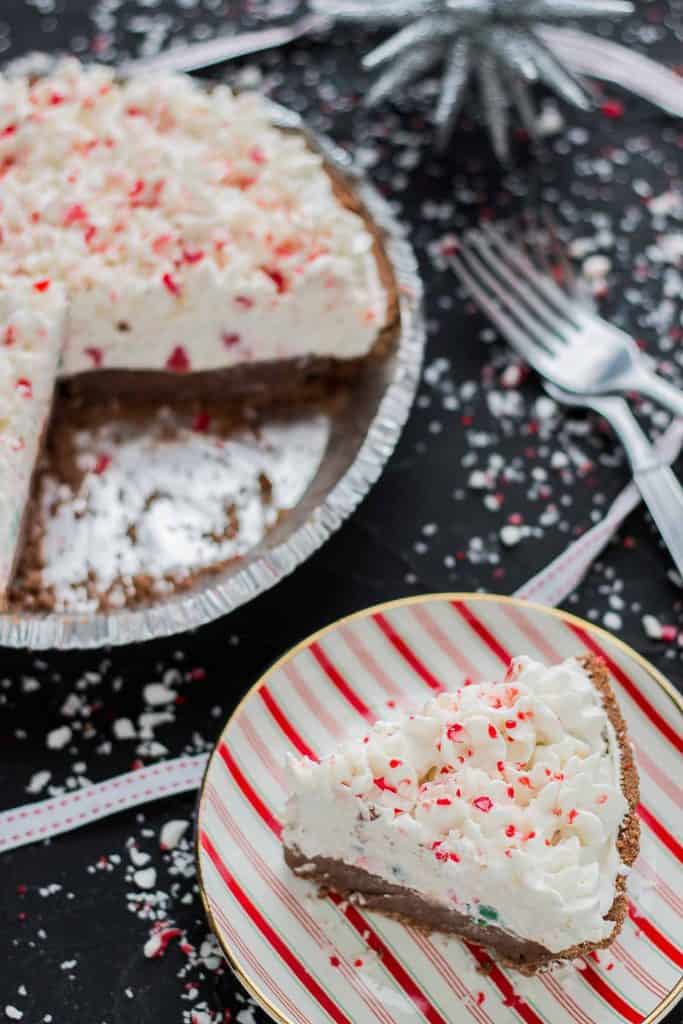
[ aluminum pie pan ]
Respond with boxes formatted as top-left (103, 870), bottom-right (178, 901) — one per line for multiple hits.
top-left (0, 100), bottom-right (425, 649)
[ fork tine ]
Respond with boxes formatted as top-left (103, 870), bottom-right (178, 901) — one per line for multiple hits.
top-left (541, 209), bottom-right (577, 293)
top-left (541, 208), bottom-right (598, 312)
top-left (466, 229), bottom-right (566, 349)
top-left (519, 210), bottom-right (581, 318)
top-left (452, 250), bottom-right (556, 377)
top-left (521, 207), bottom-right (597, 316)
top-left (481, 222), bottom-right (587, 326)
top-left (459, 236), bottom-right (563, 358)
top-left (522, 207), bottom-right (555, 277)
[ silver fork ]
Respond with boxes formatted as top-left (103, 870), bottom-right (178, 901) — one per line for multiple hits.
top-left (457, 223), bottom-right (683, 419)
top-left (453, 224), bottom-right (683, 579)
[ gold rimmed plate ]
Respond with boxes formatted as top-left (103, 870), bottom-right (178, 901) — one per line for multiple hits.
top-left (197, 593), bottom-right (682, 1024)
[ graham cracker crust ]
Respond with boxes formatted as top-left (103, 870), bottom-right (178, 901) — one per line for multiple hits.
top-left (284, 846), bottom-right (552, 967)
top-left (61, 350), bottom-right (384, 405)
top-left (284, 653), bottom-right (640, 974)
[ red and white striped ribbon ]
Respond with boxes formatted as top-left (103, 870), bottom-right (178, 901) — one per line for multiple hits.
top-left (0, 419), bottom-right (681, 852)
top-left (0, 755), bottom-right (207, 852)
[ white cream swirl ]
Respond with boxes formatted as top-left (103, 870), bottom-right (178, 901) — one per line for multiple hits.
top-left (284, 656), bottom-right (629, 954)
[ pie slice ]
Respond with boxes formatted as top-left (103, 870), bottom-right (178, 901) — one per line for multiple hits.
top-left (283, 654), bottom-right (640, 972)
top-left (0, 283), bottom-right (67, 609)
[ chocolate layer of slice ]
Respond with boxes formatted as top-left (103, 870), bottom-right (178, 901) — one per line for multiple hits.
top-left (283, 654), bottom-right (641, 974)
top-left (284, 846), bottom-right (551, 967)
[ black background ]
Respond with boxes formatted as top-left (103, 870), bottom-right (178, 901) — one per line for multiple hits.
top-left (0, 2), bottom-right (681, 1022)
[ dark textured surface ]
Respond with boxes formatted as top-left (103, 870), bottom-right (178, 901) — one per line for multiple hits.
top-left (0, 2), bottom-right (682, 1022)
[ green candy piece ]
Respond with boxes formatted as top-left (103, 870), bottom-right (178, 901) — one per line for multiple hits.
top-left (478, 905), bottom-right (498, 923)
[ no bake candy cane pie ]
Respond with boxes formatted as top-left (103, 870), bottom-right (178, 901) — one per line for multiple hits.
top-left (0, 59), bottom-right (396, 611)
top-left (284, 655), bottom-right (640, 973)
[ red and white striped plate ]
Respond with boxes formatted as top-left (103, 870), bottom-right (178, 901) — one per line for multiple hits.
top-left (197, 595), bottom-right (683, 1024)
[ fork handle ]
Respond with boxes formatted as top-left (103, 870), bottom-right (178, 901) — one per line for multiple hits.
top-left (586, 395), bottom-right (683, 579)
top-left (633, 465), bottom-right (683, 580)
top-left (629, 367), bottom-right (683, 421)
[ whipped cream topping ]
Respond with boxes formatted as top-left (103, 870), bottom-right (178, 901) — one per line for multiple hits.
top-left (0, 282), bottom-right (66, 601)
top-left (284, 656), bottom-right (629, 954)
top-left (0, 58), bottom-right (387, 375)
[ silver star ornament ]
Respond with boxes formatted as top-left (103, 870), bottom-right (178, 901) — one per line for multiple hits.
top-left (312, 1), bottom-right (633, 161)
